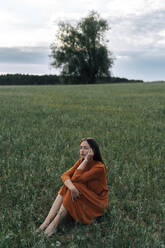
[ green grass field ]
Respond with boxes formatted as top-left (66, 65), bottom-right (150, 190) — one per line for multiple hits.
top-left (0, 83), bottom-right (165, 248)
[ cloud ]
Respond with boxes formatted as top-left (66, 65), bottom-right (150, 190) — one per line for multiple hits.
top-left (0, 1), bottom-right (57, 46)
top-left (112, 49), bottom-right (165, 81)
top-left (107, 0), bottom-right (148, 16)
top-left (0, 46), bottom-right (59, 75)
top-left (109, 9), bottom-right (165, 51)
top-left (0, 62), bottom-right (53, 75)
top-left (0, 47), bottom-right (50, 64)
top-left (107, 7), bottom-right (165, 80)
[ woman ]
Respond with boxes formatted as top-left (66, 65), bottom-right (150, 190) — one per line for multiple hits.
top-left (38, 138), bottom-right (108, 237)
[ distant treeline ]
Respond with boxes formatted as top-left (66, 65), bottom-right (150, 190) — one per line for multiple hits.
top-left (0, 74), bottom-right (143, 85)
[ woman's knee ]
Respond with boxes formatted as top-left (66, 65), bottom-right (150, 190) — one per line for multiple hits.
top-left (56, 194), bottom-right (63, 201)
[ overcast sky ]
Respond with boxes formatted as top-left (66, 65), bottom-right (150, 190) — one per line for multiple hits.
top-left (0, 0), bottom-right (165, 81)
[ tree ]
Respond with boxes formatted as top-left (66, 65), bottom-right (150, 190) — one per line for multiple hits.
top-left (50, 11), bottom-right (114, 83)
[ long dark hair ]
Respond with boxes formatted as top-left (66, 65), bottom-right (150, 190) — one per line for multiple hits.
top-left (80, 137), bottom-right (104, 163)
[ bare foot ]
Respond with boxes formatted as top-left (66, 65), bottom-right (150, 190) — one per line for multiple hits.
top-left (40, 223), bottom-right (48, 230)
top-left (44, 222), bottom-right (56, 237)
top-left (35, 222), bottom-right (49, 233)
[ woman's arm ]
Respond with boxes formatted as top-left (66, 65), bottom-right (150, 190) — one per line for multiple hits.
top-left (64, 179), bottom-right (81, 201)
top-left (61, 159), bottom-right (82, 201)
top-left (76, 158), bottom-right (88, 170)
top-left (63, 179), bottom-right (76, 190)
top-left (72, 165), bottom-right (104, 183)
top-left (61, 159), bottom-right (82, 182)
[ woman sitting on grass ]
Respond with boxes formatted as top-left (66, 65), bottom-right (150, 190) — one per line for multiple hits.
top-left (38, 137), bottom-right (109, 237)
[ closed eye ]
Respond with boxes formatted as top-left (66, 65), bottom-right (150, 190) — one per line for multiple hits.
top-left (80, 146), bottom-right (89, 150)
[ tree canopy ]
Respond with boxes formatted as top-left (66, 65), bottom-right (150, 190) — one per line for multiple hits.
top-left (50, 12), bottom-right (114, 83)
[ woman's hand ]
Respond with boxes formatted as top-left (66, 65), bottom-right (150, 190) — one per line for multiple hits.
top-left (85, 149), bottom-right (94, 162)
top-left (70, 186), bottom-right (81, 202)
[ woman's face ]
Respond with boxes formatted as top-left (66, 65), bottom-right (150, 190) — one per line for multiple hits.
top-left (80, 140), bottom-right (91, 159)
